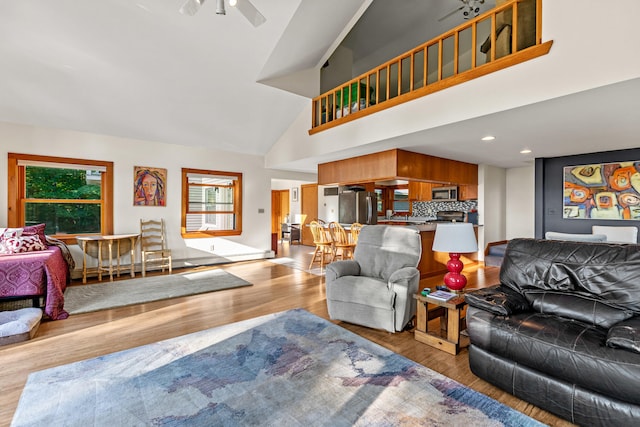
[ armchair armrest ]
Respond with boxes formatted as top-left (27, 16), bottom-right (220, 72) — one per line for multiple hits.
top-left (388, 267), bottom-right (421, 332)
top-left (607, 316), bottom-right (640, 354)
top-left (325, 260), bottom-right (360, 283)
top-left (464, 284), bottom-right (531, 316)
top-left (388, 267), bottom-right (420, 289)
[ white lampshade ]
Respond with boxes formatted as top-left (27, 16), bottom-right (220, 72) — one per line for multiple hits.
top-left (432, 222), bottom-right (478, 253)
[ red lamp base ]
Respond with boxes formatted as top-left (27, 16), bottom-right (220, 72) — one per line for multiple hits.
top-left (443, 252), bottom-right (467, 291)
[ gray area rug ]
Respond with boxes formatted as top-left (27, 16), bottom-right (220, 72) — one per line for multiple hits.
top-left (12, 309), bottom-right (544, 426)
top-left (63, 269), bottom-right (251, 314)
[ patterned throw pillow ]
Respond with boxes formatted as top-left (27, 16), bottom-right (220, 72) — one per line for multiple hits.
top-left (0, 228), bottom-right (23, 255)
top-left (22, 223), bottom-right (47, 245)
top-left (4, 234), bottom-right (47, 253)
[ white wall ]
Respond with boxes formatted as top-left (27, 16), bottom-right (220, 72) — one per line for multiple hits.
top-left (506, 165), bottom-right (535, 239)
top-left (318, 185), bottom-right (340, 222)
top-left (0, 122), bottom-right (314, 273)
top-left (478, 164), bottom-right (507, 256)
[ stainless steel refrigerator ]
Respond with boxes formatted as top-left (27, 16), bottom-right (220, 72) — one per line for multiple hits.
top-left (338, 191), bottom-right (378, 225)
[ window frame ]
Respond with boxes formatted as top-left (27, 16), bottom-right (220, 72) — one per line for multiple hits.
top-left (7, 153), bottom-right (114, 243)
top-left (392, 186), bottom-right (410, 213)
top-left (181, 168), bottom-right (243, 238)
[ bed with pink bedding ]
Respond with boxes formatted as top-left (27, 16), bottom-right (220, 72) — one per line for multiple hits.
top-left (0, 224), bottom-right (72, 320)
top-left (0, 245), bottom-right (70, 320)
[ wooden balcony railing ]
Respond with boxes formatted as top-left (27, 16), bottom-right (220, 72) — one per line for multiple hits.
top-left (310, 0), bottom-right (552, 134)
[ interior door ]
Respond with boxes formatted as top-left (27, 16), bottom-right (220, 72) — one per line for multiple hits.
top-left (270, 190), bottom-right (289, 240)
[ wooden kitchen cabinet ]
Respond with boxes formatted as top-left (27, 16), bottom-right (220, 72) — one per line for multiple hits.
top-left (318, 149), bottom-right (477, 186)
top-left (418, 230), bottom-right (449, 278)
top-left (408, 181), bottom-right (433, 201)
top-left (458, 184), bottom-right (478, 200)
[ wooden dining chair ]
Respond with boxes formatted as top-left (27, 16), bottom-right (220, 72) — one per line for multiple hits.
top-left (309, 220), bottom-right (333, 271)
top-left (140, 218), bottom-right (172, 277)
top-left (350, 222), bottom-right (363, 245)
top-left (329, 222), bottom-right (356, 261)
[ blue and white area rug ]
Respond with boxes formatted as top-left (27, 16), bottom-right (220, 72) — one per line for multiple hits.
top-left (12, 309), bottom-right (544, 426)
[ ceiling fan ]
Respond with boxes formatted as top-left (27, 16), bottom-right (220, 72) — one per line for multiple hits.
top-left (438, 0), bottom-right (485, 22)
top-left (179, 0), bottom-right (266, 27)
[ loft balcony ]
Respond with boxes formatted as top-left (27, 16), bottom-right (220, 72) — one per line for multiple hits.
top-left (309, 0), bottom-right (552, 135)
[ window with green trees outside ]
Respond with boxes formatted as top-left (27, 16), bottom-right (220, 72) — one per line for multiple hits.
top-left (8, 153), bottom-right (114, 239)
top-left (25, 166), bottom-right (103, 235)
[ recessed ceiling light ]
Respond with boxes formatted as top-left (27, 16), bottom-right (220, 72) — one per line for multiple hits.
top-left (481, 136), bottom-right (495, 141)
top-left (136, 3), bottom-right (151, 12)
top-left (520, 148), bottom-right (532, 154)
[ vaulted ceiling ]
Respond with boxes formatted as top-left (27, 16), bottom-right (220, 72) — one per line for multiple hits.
top-left (0, 0), bottom-right (369, 155)
top-left (2, 0), bottom-right (639, 173)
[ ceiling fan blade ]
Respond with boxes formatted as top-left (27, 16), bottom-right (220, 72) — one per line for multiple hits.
top-left (438, 5), bottom-right (464, 22)
top-left (180, 0), bottom-right (205, 16)
top-left (232, 0), bottom-right (266, 27)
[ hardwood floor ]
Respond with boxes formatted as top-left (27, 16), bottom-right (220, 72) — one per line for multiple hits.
top-left (0, 242), bottom-right (573, 426)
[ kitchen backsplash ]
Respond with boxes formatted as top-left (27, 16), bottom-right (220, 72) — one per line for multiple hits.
top-left (411, 200), bottom-right (478, 218)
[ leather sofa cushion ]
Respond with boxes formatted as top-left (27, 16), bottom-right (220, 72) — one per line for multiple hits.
top-left (464, 284), bottom-right (530, 316)
top-left (467, 306), bottom-right (640, 406)
top-left (607, 316), bottom-right (640, 354)
top-left (500, 239), bottom-right (640, 312)
top-left (525, 291), bottom-right (636, 329)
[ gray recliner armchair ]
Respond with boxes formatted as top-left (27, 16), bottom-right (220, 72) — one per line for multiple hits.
top-left (325, 225), bottom-right (422, 332)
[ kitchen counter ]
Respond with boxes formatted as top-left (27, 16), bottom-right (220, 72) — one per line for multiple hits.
top-left (378, 220), bottom-right (479, 232)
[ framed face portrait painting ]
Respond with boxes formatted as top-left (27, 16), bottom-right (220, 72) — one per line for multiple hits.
top-left (134, 166), bottom-right (167, 206)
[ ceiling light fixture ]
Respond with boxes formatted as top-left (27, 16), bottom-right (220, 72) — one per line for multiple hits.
top-left (520, 148), bottom-right (532, 154)
top-left (462, 0), bottom-right (485, 20)
top-left (481, 136), bottom-right (495, 141)
top-left (215, 0), bottom-right (225, 15)
top-left (179, 0), bottom-right (266, 27)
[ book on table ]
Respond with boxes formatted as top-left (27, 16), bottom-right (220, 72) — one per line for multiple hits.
top-left (428, 290), bottom-right (457, 301)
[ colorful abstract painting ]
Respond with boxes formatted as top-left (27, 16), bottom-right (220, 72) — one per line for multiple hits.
top-left (563, 161), bottom-right (640, 219)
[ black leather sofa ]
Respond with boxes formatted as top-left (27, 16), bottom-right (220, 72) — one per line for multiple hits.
top-left (465, 238), bottom-right (640, 426)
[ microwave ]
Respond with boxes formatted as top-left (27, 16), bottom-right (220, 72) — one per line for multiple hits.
top-left (432, 186), bottom-right (458, 202)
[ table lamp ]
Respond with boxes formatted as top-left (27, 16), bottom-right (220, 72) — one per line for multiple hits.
top-left (432, 222), bottom-right (478, 292)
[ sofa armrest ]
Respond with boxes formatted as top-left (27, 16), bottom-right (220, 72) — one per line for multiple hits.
top-left (607, 316), bottom-right (640, 354)
top-left (464, 284), bottom-right (531, 316)
top-left (325, 260), bottom-right (360, 283)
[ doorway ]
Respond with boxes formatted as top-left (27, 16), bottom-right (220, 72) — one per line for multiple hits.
top-left (271, 189), bottom-right (290, 248)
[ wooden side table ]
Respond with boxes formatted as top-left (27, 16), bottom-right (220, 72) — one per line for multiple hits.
top-left (413, 293), bottom-right (468, 355)
top-left (77, 234), bottom-right (139, 284)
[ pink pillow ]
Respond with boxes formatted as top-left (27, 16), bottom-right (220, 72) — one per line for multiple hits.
top-left (4, 234), bottom-right (47, 253)
top-left (22, 223), bottom-right (47, 245)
